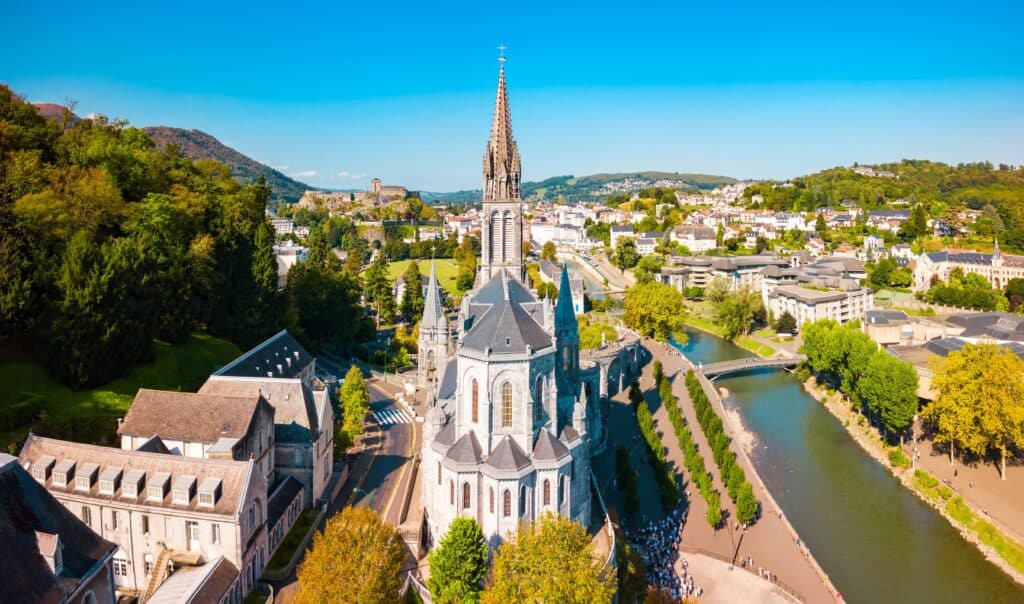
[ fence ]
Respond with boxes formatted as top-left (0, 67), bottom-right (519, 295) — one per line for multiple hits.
top-left (678, 544), bottom-right (805, 604)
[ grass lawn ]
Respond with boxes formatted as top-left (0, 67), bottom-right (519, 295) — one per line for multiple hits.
top-left (0, 333), bottom-right (241, 450)
top-left (265, 510), bottom-right (319, 573)
top-left (383, 258), bottom-right (459, 293)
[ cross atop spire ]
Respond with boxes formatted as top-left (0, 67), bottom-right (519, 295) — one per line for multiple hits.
top-left (482, 58), bottom-right (521, 202)
top-left (497, 43), bottom-right (507, 62)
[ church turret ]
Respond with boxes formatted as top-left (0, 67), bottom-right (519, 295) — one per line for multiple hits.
top-left (480, 58), bottom-right (524, 282)
top-left (573, 386), bottom-right (588, 437)
top-left (994, 237), bottom-right (1003, 268)
top-left (418, 260), bottom-right (449, 386)
top-left (555, 264), bottom-right (580, 388)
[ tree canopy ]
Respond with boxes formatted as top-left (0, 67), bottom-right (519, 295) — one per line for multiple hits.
top-left (483, 513), bottom-right (616, 603)
top-left (428, 517), bottom-right (489, 603)
top-left (623, 281), bottom-right (686, 342)
top-left (296, 506), bottom-right (405, 604)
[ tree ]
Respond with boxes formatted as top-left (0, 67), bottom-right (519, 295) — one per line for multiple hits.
top-left (633, 254), bottom-right (663, 284)
top-left (541, 241), bottom-right (558, 262)
top-left (455, 237), bottom-right (477, 292)
top-left (715, 223), bottom-right (725, 247)
top-left (623, 282), bottom-right (686, 342)
top-left (705, 491), bottom-right (722, 528)
top-left (710, 283), bottom-right (762, 339)
top-left (858, 352), bottom-right (919, 443)
top-left (296, 506), bottom-right (404, 604)
top-left (400, 261), bottom-right (425, 320)
top-left (340, 365), bottom-right (371, 450)
top-left (815, 213), bottom-right (827, 235)
top-left (774, 312), bottom-right (797, 333)
top-left (428, 517), bottom-right (489, 603)
top-left (613, 238), bottom-right (639, 272)
top-left (925, 343), bottom-right (1024, 478)
top-left (735, 482), bottom-right (758, 524)
top-left (869, 258), bottom-right (895, 289)
top-left (364, 253), bottom-right (396, 326)
top-left (483, 513), bottom-right (616, 603)
top-left (1006, 278), bottom-right (1024, 311)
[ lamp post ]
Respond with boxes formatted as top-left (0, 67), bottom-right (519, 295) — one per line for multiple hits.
top-left (353, 487), bottom-right (375, 509)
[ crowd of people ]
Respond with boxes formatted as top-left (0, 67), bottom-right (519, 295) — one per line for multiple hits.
top-left (627, 507), bottom-right (702, 600)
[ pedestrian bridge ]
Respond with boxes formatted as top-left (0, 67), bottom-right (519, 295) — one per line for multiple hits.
top-left (699, 355), bottom-right (806, 379)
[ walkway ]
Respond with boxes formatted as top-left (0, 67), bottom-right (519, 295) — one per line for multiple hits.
top-left (640, 337), bottom-right (837, 603)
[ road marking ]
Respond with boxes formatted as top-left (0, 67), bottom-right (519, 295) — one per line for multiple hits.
top-left (372, 409), bottom-right (411, 425)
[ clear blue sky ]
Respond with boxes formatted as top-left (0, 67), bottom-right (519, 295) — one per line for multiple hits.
top-left (3, 0), bottom-right (1023, 191)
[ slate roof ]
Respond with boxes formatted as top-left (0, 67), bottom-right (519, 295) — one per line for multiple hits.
top-left (865, 310), bottom-right (909, 325)
top-left (435, 418), bottom-right (457, 447)
top-left (267, 475), bottom-right (305, 529)
top-left (462, 299), bottom-right (552, 353)
top-left (20, 435), bottom-right (257, 517)
top-left (560, 425), bottom-right (580, 444)
top-left (0, 453), bottom-right (117, 604)
top-left (445, 432), bottom-right (483, 465)
top-left (472, 270), bottom-right (537, 306)
top-left (485, 436), bottom-right (532, 471)
top-left (437, 359), bottom-right (459, 400)
top-left (947, 312), bottom-right (1024, 341)
top-left (214, 330), bottom-right (313, 380)
top-left (199, 377), bottom-right (323, 443)
top-left (532, 429), bottom-right (570, 462)
top-left (148, 556), bottom-right (238, 604)
top-left (119, 389), bottom-right (267, 444)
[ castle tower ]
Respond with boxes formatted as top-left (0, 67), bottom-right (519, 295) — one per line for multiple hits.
top-left (418, 261), bottom-right (449, 386)
top-left (480, 59), bottom-right (524, 282)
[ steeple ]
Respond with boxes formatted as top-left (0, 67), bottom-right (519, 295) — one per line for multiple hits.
top-left (483, 63), bottom-right (521, 202)
top-left (993, 237), bottom-right (1003, 267)
top-left (421, 260), bottom-right (447, 330)
top-left (555, 264), bottom-right (578, 331)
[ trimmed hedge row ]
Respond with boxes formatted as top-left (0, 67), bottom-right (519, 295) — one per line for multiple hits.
top-left (684, 371), bottom-right (760, 525)
top-left (629, 380), bottom-right (681, 512)
top-left (615, 444), bottom-right (640, 518)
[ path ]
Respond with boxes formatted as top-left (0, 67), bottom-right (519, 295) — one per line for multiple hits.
top-left (680, 551), bottom-right (798, 604)
top-left (641, 337), bottom-right (837, 603)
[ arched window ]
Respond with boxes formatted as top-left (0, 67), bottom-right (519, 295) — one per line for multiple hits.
top-left (489, 487), bottom-right (494, 514)
top-left (503, 489), bottom-right (511, 517)
top-left (471, 379), bottom-right (479, 423)
top-left (543, 479), bottom-right (550, 505)
top-left (437, 462), bottom-right (442, 485)
top-left (462, 483), bottom-right (471, 509)
top-left (450, 480), bottom-right (454, 506)
top-left (534, 376), bottom-right (543, 422)
top-left (559, 477), bottom-right (566, 507)
top-left (501, 382), bottom-right (512, 427)
top-left (519, 486), bottom-right (527, 518)
top-left (490, 212), bottom-right (501, 262)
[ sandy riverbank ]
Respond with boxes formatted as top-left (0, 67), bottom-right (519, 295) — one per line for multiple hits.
top-left (801, 377), bottom-right (1024, 586)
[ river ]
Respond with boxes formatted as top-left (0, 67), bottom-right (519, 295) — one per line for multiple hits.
top-left (673, 328), bottom-right (1024, 604)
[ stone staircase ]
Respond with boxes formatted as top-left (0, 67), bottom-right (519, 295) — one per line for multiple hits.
top-left (140, 547), bottom-right (173, 603)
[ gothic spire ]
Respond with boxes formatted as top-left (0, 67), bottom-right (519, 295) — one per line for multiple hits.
top-left (555, 264), bottom-right (578, 330)
top-left (482, 61), bottom-right (521, 202)
top-left (421, 260), bottom-right (447, 330)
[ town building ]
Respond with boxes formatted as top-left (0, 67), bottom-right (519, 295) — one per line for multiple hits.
top-left (539, 259), bottom-right (585, 314)
top-left (913, 240), bottom-right (1024, 291)
top-left (669, 226), bottom-right (716, 252)
top-left (19, 436), bottom-right (267, 603)
top-left (1, 453), bottom-right (117, 604)
top-left (418, 61), bottom-right (641, 549)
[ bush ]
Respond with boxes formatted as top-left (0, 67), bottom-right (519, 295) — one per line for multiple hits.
top-left (888, 448), bottom-right (911, 468)
top-left (946, 496), bottom-right (975, 526)
top-left (938, 486), bottom-right (953, 501)
top-left (635, 391), bottom-right (680, 511)
top-left (653, 360), bottom-right (664, 384)
top-left (914, 469), bottom-right (940, 489)
top-left (615, 445), bottom-right (640, 518)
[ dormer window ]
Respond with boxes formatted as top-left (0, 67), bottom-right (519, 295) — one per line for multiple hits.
top-left (172, 475), bottom-right (196, 505)
top-left (99, 467), bottom-right (122, 495)
top-left (198, 477), bottom-right (222, 507)
top-left (30, 456), bottom-right (55, 482)
top-left (505, 337), bottom-right (511, 346)
top-left (148, 472), bottom-right (170, 502)
top-left (122, 469), bottom-right (145, 498)
top-left (75, 463), bottom-right (98, 491)
top-left (51, 460), bottom-right (75, 487)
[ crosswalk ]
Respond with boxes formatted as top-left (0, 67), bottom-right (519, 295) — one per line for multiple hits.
top-left (372, 408), bottom-right (412, 426)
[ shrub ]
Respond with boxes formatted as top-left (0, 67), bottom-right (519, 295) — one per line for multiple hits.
top-left (888, 448), bottom-right (911, 468)
top-left (938, 486), bottom-right (953, 501)
top-left (946, 496), bottom-right (974, 526)
top-left (914, 469), bottom-right (939, 489)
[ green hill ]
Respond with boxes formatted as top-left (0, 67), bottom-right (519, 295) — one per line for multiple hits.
top-left (143, 126), bottom-right (315, 202)
top-left (423, 171), bottom-right (736, 204)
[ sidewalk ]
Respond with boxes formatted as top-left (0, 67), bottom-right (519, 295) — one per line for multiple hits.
top-left (641, 338), bottom-right (837, 603)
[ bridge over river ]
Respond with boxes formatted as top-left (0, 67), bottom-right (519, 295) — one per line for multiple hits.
top-left (698, 355), bottom-right (806, 379)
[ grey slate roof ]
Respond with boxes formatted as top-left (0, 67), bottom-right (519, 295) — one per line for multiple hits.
top-left (462, 299), bottom-right (552, 353)
top-left (435, 418), bottom-right (457, 447)
top-left (485, 436), bottom-right (532, 471)
top-left (560, 425), bottom-right (580, 444)
top-left (446, 432), bottom-right (483, 465)
top-left (214, 329), bottom-right (314, 380)
top-left (437, 359), bottom-right (458, 400)
top-left (532, 429), bottom-right (570, 462)
top-left (0, 453), bottom-right (117, 604)
top-left (421, 261), bottom-right (448, 330)
top-left (267, 475), bottom-right (305, 528)
top-left (472, 270), bottom-right (536, 305)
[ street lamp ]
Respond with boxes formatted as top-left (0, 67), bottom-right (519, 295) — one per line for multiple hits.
top-left (353, 487), bottom-right (375, 508)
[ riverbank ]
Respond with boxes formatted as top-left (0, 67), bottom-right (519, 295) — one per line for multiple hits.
top-left (640, 335), bottom-right (840, 603)
top-left (680, 314), bottom-right (779, 359)
top-left (801, 377), bottom-right (1024, 586)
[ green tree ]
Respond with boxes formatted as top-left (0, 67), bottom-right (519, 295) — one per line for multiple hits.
top-left (541, 241), bottom-right (558, 261)
top-left (623, 281), bottom-right (686, 342)
top-left (925, 343), bottom-right (1024, 478)
top-left (483, 513), bottom-right (616, 604)
top-left (710, 283), bottom-right (763, 339)
top-left (774, 311), bottom-right (797, 333)
top-left (364, 253), bottom-right (396, 326)
top-left (705, 491), bottom-right (722, 528)
top-left (400, 261), bottom-right (425, 320)
top-left (815, 213), bottom-right (827, 235)
top-left (735, 482), bottom-right (758, 524)
top-left (715, 223), bottom-right (725, 247)
top-left (1006, 278), bottom-right (1024, 311)
top-left (858, 352), bottom-right (919, 443)
top-left (340, 365), bottom-right (371, 448)
top-left (428, 517), bottom-right (489, 603)
top-left (633, 254), bottom-right (663, 284)
top-left (613, 238), bottom-right (640, 272)
top-left (296, 507), bottom-right (404, 604)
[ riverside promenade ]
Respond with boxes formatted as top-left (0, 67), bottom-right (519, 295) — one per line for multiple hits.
top-left (638, 335), bottom-right (841, 603)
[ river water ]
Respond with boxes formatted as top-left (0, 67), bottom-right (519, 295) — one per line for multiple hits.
top-left (673, 328), bottom-right (1024, 604)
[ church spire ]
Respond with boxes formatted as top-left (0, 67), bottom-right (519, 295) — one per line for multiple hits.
top-left (483, 59), bottom-right (521, 202)
top-left (421, 260), bottom-right (447, 330)
top-left (555, 263), bottom-right (578, 329)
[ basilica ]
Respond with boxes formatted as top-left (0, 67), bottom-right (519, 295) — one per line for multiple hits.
top-left (417, 60), bottom-right (643, 547)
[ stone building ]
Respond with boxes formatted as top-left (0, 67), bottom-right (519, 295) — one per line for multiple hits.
top-left (417, 61), bottom-right (642, 549)
top-left (1, 453), bottom-right (117, 604)
top-left (914, 240), bottom-right (1024, 291)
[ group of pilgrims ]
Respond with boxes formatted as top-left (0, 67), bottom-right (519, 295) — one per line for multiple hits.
top-left (627, 507), bottom-right (703, 600)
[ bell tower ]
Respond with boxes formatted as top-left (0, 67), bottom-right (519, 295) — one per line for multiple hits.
top-left (480, 53), bottom-right (524, 282)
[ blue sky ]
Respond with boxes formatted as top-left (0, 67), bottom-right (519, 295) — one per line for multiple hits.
top-left (3, 0), bottom-right (1023, 191)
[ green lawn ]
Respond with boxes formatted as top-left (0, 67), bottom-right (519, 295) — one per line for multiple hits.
top-left (0, 333), bottom-right (241, 451)
top-left (384, 259), bottom-right (459, 293)
top-left (265, 510), bottom-right (319, 573)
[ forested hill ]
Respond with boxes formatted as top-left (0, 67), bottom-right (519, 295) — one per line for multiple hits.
top-left (143, 126), bottom-right (313, 203)
top-left (423, 171), bottom-right (737, 204)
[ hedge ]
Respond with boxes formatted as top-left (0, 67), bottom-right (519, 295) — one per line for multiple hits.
top-left (629, 381), bottom-right (680, 511)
